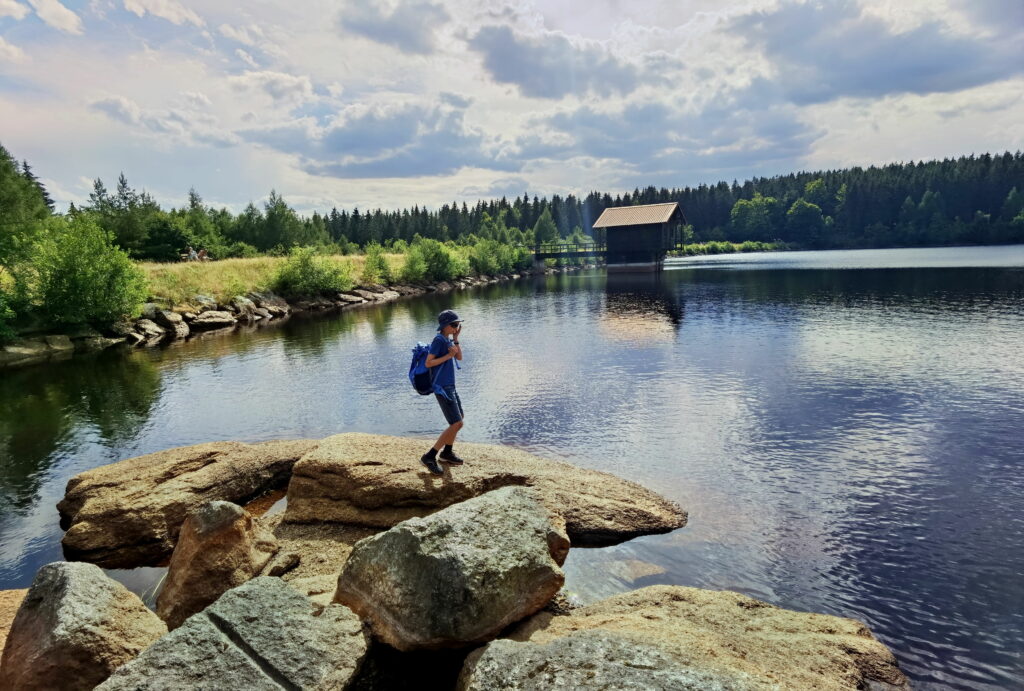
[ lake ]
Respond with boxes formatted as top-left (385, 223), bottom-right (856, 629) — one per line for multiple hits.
top-left (2, 245), bottom-right (1023, 689)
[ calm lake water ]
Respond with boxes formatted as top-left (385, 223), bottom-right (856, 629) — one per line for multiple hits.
top-left (2, 245), bottom-right (1023, 689)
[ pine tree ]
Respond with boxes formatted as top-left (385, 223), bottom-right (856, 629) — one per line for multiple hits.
top-left (21, 160), bottom-right (54, 211)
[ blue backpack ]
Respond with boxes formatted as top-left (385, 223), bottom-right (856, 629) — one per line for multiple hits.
top-left (409, 340), bottom-right (460, 396)
top-left (409, 342), bottom-right (434, 396)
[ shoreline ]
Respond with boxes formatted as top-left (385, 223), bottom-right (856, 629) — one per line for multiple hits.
top-left (0, 264), bottom-right (595, 371)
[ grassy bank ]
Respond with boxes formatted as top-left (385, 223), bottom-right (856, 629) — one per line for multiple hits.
top-left (141, 254), bottom-right (404, 304)
top-left (668, 241), bottom-right (787, 257)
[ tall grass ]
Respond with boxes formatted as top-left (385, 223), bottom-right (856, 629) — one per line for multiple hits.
top-left (141, 253), bottom-right (402, 303)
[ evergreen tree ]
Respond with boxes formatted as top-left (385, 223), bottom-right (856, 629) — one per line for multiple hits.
top-left (21, 160), bottom-right (54, 211)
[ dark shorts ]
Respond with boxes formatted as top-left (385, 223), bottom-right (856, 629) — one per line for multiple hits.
top-left (435, 386), bottom-right (464, 425)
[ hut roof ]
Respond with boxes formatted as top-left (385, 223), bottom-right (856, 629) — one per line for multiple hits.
top-left (592, 202), bottom-right (680, 228)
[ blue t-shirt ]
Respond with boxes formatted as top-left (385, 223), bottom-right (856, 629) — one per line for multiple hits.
top-left (428, 333), bottom-right (457, 388)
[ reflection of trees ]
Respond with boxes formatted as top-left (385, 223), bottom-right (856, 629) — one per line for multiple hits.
top-left (0, 351), bottom-right (162, 516)
top-left (666, 266), bottom-right (1023, 312)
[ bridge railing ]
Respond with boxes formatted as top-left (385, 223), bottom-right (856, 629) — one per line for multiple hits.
top-left (531, 243), bottom-right (607, 255)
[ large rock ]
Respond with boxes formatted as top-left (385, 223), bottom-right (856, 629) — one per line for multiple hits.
top-left (134, 318), bottom-right (165, 340)
top-left (285, 433), bottom-right (686, 546)
top-left (190, 310), bottom-right (237, 331)
top-left (58, 439), bottom-right (318, 568)
top-left (99, 577), bottom-right (368, 690)
top-left (156, 501), bottom-right (279, 629)
top-left (463, 585), bottom-right (908, 690)
top-left (0, 562), bottom-right (166, 691)
top-left (231, 295), bottom-right (258, 322)
top-left (0, 590), bottom-right (27, 656)
top-left (333, 486), bottom-right (570, 651)
top-left (458, 630), bottom-right (755, 690)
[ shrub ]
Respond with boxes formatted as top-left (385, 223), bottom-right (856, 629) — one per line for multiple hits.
top-left (401, 239), bottom-right (468, 283)
top-left (32, 216), bottom-right (148, 326)
top-left (399, 248), bottom-right (428, 283)
top-left (0, 288), bottom-right (15, 343)
top-left (361, 243), bottom-right (392, 285)
top-left (273, 246), bottom-right (353, 297)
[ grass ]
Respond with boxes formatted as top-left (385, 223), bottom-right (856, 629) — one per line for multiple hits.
top-left (141, 254), bottom-right (404, 304)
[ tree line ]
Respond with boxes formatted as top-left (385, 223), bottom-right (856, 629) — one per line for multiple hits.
top-left (4, 145), bottom-right (1024, 265)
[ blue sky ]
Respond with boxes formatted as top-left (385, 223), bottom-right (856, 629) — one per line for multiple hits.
top-left (0, 0), bottom-right (1021, 213)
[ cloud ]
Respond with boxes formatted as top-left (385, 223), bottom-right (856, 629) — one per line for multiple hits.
top-left (91, 95), bottom-right (141, 124)
top-left (27, 0), bottom-right (83, 34)
top-left (242, 101), bottom-right (515, 178)
top-left (730, 0), bottom-right (1023, 104)
top-left (0, 0), bottom-right (29, 20)
top-left (953, 0), bottom-right (1024, 37)
top-left (235, 48), bottom-right (258, 68)
top-left (218, 22), bottom-right (262, 46)
top-left (90, 94), bottom-right (237, 146)
top-left (0, 37), bottom-right (27, 63)
top-left (182, 90), bottom-right (211, 108)
top-left (467, 26), bottom-right (660, 100)
top-left (123, 0), bottom-right (203, 27)
top-left (513, 83), bottom-right (821, 181)
top-left (228, 70), bottom-right (314, 105)
top-left (339, 0), bottom-right (450, 55)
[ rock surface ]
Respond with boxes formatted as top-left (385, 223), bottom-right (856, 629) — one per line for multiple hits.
top-left (333, 486), bottom-right (569, 651)
top-left (58, 439), bottom-right (318, 568)
top-left (489, 585), bottom-right (909, 691)
top-left (0, 590), bottom-right (27, 656)
top-left (0, 562), bottom-right (166, 691)
top-left (99, 577), bottom-right (368, 690)
top-left (190, 309), bottom-right (237, 331)
top-left (156, 501), bottom-right (279, 629)
top-left (285, 433), bottom-right (686, 545)
top-left (459, 629), bottom-right (755, 690)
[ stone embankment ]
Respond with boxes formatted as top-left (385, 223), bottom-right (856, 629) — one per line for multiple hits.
top-left (0, 434), bottom-right (909, 689)
top-left (0, 265), bottom-right (586, 369)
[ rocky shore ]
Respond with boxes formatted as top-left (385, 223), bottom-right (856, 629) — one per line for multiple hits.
top-left (0, 265), bottom-right (588, 370)
top-left (1, 433), bottom-right (910, 689)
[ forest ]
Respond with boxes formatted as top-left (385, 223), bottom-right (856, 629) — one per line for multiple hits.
top-left (1, 144), bottom-right (1022, 339)
top-left (5, 147), bottom-right (1023, 264)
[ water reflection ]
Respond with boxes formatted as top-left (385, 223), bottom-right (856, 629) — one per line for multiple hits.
top-left (0, 352), bottom-right (162, 518)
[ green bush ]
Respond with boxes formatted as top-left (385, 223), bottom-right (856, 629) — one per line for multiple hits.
top-left (399, 249), bottom-right (428, 283)
top-left (32, 216), bottom-right (148, 326)
top-left (400, 239), bottom-right (468, 283)
top-left (361, 243), bottom-right (392, 285)
top-left (0, 288), bottom-right (16, 343)
top-left (273, 246), bottom-right (353, 297)
top-left (468, 239), bottom-right (533, 275)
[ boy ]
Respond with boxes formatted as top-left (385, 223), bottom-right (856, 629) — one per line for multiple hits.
top-left (421, 309), bottom-right (464, 474)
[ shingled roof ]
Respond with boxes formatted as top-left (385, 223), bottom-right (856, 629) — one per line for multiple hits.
top-left (592, 202), bottom-right (680, 228)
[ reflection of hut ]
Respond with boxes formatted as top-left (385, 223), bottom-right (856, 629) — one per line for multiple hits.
top-left (600, 273), bottom-right (684, 343)
top-left (593, 202), bottom-right (686, 273)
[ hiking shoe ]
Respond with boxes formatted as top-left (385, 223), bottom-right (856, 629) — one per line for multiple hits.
top-left (420, 453), bottom-right (444, 475)
top-left (439, 451), bottom-right (464, 465)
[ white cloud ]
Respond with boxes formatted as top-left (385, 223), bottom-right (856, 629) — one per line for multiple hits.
top-left (218, 22), bottom-right (262, 46)
top-left (182, 91), bottom-right (211, 108)
top-left (91, 95), bottom-right (142, 124)
top-left (228, 70), bottom-right (314, 105)
top-left (235, 48), bottom-right (258, 68)
top-left (0, 36), bottom-right (27, 63)
top-left (123, 0), bottom-right (203, 27)
top-left (0, 0), bottom-right (29, 20)
top-left (27, 0), bottom-right (83, 34)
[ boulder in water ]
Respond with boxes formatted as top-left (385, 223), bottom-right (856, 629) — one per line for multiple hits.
top-left (333, 486), bottom-right (569, 651)
top-left (285, 433), bottom-right (686, 546)
top-left (0, 562), bottom-right (166, 691)
top-left (58, 439), bottom-right (318, 568)
top-left (156, 501), bottom-right (280, 629)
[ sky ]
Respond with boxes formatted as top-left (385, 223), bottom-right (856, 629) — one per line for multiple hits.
top-left (0, 0), bottom-right (1021, 214)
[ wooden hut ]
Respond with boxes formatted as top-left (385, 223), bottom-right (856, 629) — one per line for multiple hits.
top-left (592, 202), bottom-right (686, 272)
